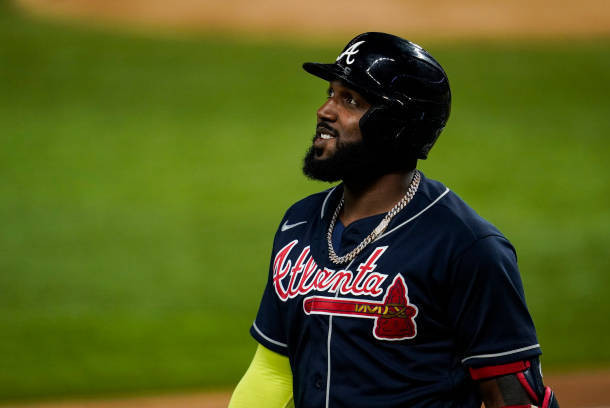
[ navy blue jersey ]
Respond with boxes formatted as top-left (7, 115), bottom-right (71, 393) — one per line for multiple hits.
top-left (251, 173), bottom-right (540, 408)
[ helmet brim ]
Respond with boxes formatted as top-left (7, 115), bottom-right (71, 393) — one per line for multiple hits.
top-left (302, 62), bottom-right (382, 104)
top-left (302, 62), bottom-right (341, 82)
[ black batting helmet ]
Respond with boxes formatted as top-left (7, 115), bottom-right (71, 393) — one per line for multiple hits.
top-left (303, 32), bottom-right (451, 160)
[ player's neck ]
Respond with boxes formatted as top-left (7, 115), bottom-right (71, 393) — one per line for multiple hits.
top-left (340, 169), bottom-right (416, 227)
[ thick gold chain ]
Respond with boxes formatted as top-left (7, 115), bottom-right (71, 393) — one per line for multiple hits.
top-left (327, 171), bottom-right (421, 265)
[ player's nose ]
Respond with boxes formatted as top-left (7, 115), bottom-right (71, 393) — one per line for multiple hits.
top-left (317, 99), bottom-right (337, 122)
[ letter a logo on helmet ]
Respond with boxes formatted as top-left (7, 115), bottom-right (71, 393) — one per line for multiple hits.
top-left (336, 40), bottom-right (365, 65)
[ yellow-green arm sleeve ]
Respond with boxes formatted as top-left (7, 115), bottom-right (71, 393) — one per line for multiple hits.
top-left (228, 344), bottom-right (294, 408)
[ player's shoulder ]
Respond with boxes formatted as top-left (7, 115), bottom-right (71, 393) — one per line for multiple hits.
top-left (286, 186), bottom-right (337, 216)
top-left (418, 173), bottom-right (506, 243)
top-left (281, 185), bottom-right (339, 222)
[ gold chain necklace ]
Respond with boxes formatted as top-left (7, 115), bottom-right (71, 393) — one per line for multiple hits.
top-left (326, 171), bottom-right (421, 265)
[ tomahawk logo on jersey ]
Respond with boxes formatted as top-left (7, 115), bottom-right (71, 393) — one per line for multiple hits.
top-left (303, 273), bottom-right (419, 341)
top-left (250, 174), bottom-right (542, 408)
top-left (271, 241), bottom-right (419, 340)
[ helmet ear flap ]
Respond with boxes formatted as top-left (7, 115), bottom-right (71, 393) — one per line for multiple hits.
top-left (359, 102), bottom-right (421, 157)
top-left (360, 103), bottom-right (404, 145)
top-left (360, 99), bottom-right (447, 160)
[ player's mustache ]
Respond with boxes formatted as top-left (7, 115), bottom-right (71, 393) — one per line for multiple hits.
top-left (316, 122), bottom-right (339, 137)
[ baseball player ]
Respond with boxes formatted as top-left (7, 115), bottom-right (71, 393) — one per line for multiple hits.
top-left (229, 32), bottom-right (559, 408)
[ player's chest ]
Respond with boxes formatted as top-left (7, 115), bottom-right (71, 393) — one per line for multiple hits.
top-left (271, 228), bottom-right (450, 341)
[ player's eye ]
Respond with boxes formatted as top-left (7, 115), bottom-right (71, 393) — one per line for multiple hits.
top-left (327, 88), bottom-right (334, 98)
top-left (345, 95), bottom-right (358, 106)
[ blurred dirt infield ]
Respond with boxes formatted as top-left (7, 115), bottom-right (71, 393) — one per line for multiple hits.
top-left (3, 371), bottom-right (610, 408)
top-left (15, 0), bottom-right (610, 40)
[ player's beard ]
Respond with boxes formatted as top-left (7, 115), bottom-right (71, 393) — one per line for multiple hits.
top-left (302, 136), bottom-right (389, 187)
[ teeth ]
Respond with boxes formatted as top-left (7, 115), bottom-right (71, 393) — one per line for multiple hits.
top-left (320, 133), bottom-right (333, 140)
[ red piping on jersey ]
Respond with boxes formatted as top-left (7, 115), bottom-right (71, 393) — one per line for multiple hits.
top-left (469, 360), bottom-right (530, 380)
top-left (541, 386), bottom-right (552, 408)
top-left (517, 371), bottom-right (540, 404)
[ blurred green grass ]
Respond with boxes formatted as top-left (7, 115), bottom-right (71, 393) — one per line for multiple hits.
top-left (1, 3), bottom-right (609, 401)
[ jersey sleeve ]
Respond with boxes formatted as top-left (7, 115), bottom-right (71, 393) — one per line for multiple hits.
top-left (448, 235), bottom-right (541, 368)
top-left (250, 228), bottom-right (290, 356)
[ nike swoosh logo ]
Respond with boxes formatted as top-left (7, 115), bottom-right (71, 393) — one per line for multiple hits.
top-left (281, 220), bottom-right (308, 232)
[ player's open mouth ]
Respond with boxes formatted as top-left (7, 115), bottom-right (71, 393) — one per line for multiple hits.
top-left (314, 132), bottom-right (336, 146)
top-left (315, 123), bottom-right (338, 141)
top-left (313, 132), bottom-right (335, 149)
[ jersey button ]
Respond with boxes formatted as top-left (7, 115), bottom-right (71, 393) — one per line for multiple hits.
top-left (314, 374), bottom-right (324, 390)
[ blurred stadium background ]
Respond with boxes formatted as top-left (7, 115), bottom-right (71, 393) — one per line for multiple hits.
top-left (1, 0), bottom-right (609, 406)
